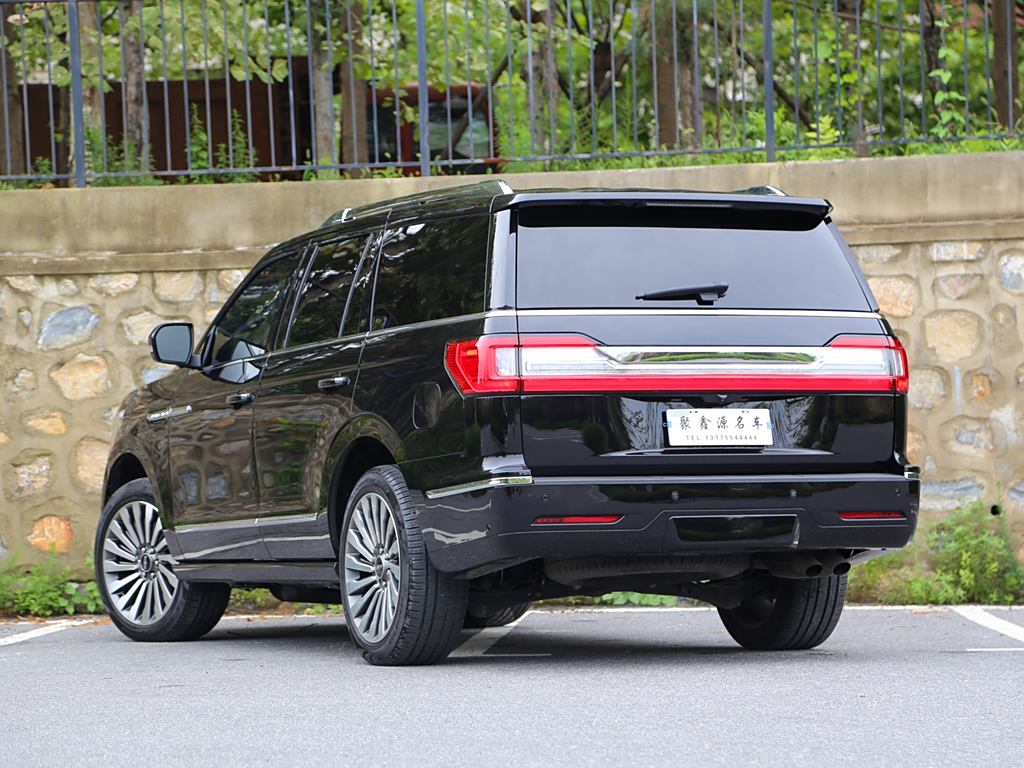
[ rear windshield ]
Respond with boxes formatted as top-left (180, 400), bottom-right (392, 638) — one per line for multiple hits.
top-left (515, 206), bottom-right (871, 311)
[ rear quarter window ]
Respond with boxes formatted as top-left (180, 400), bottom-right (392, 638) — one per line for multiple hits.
top-left (371, 215), bottom-right (490, 329)
top-left (515, 205), bottom-right (871, 311)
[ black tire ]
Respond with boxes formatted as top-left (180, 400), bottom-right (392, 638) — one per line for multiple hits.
top-left (94, 478), bottom-right (230, 642)
top-left (717, 574), bottom-right (847, 651)
top-left (464, 601), bottom-right (531, 629)
top-left (339, 465), bottom-right (468, 666)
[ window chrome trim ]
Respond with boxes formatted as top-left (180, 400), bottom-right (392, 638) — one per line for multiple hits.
top-left (264, 332), bottom-right (366, 359)
top-left (425, 475), bottom-right (534, 500)
top-left (365, 311), bottom-right (494, 339)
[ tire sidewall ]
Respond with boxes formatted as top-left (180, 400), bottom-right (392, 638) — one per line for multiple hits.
top-left (94, 477), bottom-right (194, 640)
top-left (338, 467), bottom-right (413, 657)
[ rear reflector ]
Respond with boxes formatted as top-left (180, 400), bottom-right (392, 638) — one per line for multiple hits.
top-left (445, 334), bottom-right (910, 395)
top-left (533, 515), bottom-right (623, 525)
top-left (838, 511), bottom-right (906, 521)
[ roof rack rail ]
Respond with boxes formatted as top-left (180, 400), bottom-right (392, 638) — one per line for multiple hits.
top-left (321, 179), bottom-right (512, 228)
top-left (731, 185), bottom-right (787, 196)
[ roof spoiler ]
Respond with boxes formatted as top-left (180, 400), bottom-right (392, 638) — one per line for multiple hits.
top-left (495, 190), bottom-right (833, 221)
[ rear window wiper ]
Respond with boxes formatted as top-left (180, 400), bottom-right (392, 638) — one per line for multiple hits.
top-left (635, 282), bottom-right (729, 305)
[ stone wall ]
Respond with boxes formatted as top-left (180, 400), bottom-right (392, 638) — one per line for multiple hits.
top-left (1, 151), bottom-right (1022, 567)
top-left (0, 268), bottom-right (248, 563)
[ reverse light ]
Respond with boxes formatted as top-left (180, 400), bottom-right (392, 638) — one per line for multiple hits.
top-left (444, 334), bottom-right (911, 395)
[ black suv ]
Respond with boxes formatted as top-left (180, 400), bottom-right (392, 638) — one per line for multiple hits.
top-left (96, 181), bottom-right (919, 664)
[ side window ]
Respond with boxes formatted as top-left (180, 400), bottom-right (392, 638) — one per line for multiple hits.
top-left (372, 215), bottom-right (490, 330)
top-left (287, 235), bottom-right (369, 348)
top-left (206, 251), bottom-right (302, 366)
top-left (341, 234), bottom-right (379, 337)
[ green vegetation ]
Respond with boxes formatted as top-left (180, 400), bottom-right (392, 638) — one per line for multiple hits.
top-left (0, 555), bottom-right (103, 617)
top-left (549, 592), bottom-right (680, 607)
top-left (848, 502), bottom-right (1024, 605)
top-left (2, 1), bottom-right (1021, 187)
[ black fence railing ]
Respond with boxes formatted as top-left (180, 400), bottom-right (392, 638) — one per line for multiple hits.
top-left (0, 0), bottom-right (1021, 187)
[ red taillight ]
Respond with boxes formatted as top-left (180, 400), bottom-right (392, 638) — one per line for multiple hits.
top-left (838, 511), bottom-right (906, 521)
top-left (533, 515), bottom-right (623, 525)
top-left (444, 334), bottom-right (910, 395)
top-left (444, 336), bottom-right (520, 394)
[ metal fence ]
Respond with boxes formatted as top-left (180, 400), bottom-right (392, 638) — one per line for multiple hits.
top-left (1, 0), bottom-right (1021, 186)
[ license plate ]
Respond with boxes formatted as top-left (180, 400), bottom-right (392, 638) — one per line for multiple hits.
top-left (664, 408), bottom-right (773, 447)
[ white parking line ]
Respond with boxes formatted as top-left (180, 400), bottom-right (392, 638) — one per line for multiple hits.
top-left (451, 615), bottom-right (533, 658)
top-left (965, 648), bottom-right (1024, 653)
top-left (0, 618), bottom-right (96, 647)
top-left (953, 606), bottom-right (1024, 645)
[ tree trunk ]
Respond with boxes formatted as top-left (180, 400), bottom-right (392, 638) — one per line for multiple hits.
top-left (532, 4), bottom-right (559, 156)
top-left (921, 1), bottom-right (944, 100)
top-left (309, 0), bottom-right (336, 167)
top-left (339, 2), bottom-right (368, 175)
top-left (992, 0), bottom-right (1020, 129)
top-left (1, 13), bottom-right (26, 176)
top-left (542, 24), bottom-right (559, 156)
top-left (122, 0), bottom-right (149, 171)
top-left (77, 1), bottom-right (104, 173)
top-left (655, 5), bottom-right (694, 149)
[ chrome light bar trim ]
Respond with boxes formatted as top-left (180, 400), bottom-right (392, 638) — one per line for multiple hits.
top-left (506, 309), bottom-right (882, 319)
top-left (519, 345), bottom-right (896, 378)
top-left (425, 475), bottom-right (534, 500)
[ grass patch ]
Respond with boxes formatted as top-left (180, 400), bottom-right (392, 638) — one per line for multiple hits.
top-left (848, 502), bottom-right (1024, 605)
top-left (0, 556), bottom-right (104, 617)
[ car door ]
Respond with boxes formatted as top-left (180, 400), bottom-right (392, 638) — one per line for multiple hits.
top-left (165, 247), bottom-right (307, 561)
top-left (254, 229), bottom-right (380, 560)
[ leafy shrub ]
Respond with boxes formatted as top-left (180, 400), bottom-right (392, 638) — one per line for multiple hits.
top-left (0, 555), bottom-right (104, 617)
top-left (228, 587), bottom-right (281, 613)
top-left (848, 502), bottom-right (1024, 605)
top-left (546, 591), bottom-right (678, 608)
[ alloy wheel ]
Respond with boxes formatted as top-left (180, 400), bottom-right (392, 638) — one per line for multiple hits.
top-left (343, 492), bottom-right (401, 644)
top-left (101, 501), bottom-right (179, 625)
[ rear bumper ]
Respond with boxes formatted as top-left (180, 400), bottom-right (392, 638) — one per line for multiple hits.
top-left (419, 471), bottom-right (920, 574)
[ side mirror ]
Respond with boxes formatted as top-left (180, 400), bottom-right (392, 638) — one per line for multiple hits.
top-left (149, 323), bottom-right (195, 368)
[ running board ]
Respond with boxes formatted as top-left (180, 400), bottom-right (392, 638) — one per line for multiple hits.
top-left (175, 561), bottom-right (339, 586)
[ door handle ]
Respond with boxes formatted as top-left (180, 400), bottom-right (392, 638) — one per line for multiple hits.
top-left (226, 391), bottom-right (254, 406)
top-left (317, 376), bottom-right (351, 391)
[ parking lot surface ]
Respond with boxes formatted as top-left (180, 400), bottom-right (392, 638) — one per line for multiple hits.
top-left (2, 606), bottom-right (1022, 767)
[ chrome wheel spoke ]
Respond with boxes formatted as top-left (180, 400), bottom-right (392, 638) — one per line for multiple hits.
top-left (343, 491), bottom-right (402, 645)
top-left (116, 509), bottom-right (141, 547)
top-left (348, 524), bottom-right (376, 563)
top-left (110, 519), bottom-right (137, 551)
top-left (103, 538), bottom-right (135, 562)
top-left (103, 560), bottom-right (137, 574)
top-left (110, 572), bottom-right (142, 592)
top-left (345, 554), bottom-right (374, 574)
top-left (156, 563), bottom-right (178, 588)
top-left (103, 500), bottom-right (178, 627)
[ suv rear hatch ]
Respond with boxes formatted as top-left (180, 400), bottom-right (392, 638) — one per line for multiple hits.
top-left (503, 197), bottom-right (906, 478)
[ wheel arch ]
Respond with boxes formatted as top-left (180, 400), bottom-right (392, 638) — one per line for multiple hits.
top-left (322, 423), bottom-right (401, 553)
top-left (104, 452), bottom-right (149, 502)
top-left (103, 446), bottom-right (169, 524)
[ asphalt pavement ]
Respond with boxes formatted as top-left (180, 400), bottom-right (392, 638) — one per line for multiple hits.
top-left (2, 605), bottom-right (1022, 767)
